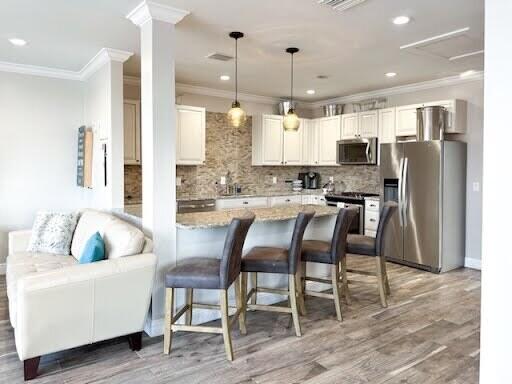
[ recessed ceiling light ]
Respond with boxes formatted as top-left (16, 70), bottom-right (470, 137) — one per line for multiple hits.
top-left (220, 74), bottom-right (230, 81)
top-left (460, 70), bottom-right (476, 78)
top-left (385, 72), bottom-right (397, 78)
top-left (306, 89), bottom-right (316, 95)
top-left (9, 38), bottom-right (27, 46)
top-left (393, 16), bottom-right (410, 25)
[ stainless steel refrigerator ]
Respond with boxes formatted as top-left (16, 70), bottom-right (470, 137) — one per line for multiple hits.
top-left (380, 141), bottom-right (466, 273)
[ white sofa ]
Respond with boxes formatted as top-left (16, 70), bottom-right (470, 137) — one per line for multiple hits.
top-left (6, 210), bottom-right (157, 380)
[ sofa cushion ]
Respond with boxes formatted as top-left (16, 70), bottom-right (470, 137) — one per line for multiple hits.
top-left (6, 252), bottom-right (77, 328)
top-left (71, 210), bottom-right (114, 260)
top-left (27, 211), bottom-right (79, 255)
top-left (103, 218), bottom-right (145, 259)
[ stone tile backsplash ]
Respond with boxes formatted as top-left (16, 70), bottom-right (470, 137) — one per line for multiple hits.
top-left (124, 111), bottom-right (379, 202)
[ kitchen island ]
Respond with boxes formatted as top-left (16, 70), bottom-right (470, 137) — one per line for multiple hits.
top-left (115, 204), bottom-right (339, 336)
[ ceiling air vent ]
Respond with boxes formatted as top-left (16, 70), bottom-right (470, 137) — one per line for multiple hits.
top-left (206, 53), bottom-right (233, 62)
top-left (317, 0), bottom-right (368, 12)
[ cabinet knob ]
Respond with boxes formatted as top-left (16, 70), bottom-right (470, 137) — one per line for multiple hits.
top-left (243, 201), bottom-right (248, 205)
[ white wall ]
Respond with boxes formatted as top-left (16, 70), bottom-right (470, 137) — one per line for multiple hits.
top-left (480, 1), bottom-right (512, 381)
top-left (0, 72), bottom-right (86, 263)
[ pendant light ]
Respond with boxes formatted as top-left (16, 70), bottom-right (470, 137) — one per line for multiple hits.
top-left (227, 31), bottom-right (246, 128)
top-left (283, 47), bottom-right (300, 131)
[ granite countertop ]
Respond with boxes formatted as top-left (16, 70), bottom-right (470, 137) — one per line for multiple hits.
top-left (176, 204), bottom-right (338, 229)
top-left (176, 189), bottom-right (325, 202)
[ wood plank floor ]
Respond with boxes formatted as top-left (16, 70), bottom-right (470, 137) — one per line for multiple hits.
top-left (0, 258), bottom-right (481, 384)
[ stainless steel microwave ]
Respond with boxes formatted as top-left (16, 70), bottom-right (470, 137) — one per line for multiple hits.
top-left (336, 138), bottom-right (378, 165)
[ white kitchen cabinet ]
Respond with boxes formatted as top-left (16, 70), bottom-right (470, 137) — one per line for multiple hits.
top-left (364, 199), bottom-right (380, 238)
top-left (176, 105), bottom-right (206, 165)
top-left (396, 104), bottom-right (421, 137)
top-left (252, 114), bottom-right (284, 165)
top-left (359, 110), bottom-right (379, 138)
top-left (124, 100), bottom-right (141, 165)
top-left (378, 108), bottom-right (396, 144)
top-left (301, 195), bottom-right (312, 205)
top-left (305, 119), bottom-right (320, 166)
top-left (317, 116), bottom-right (341, 165)
top-left (269, 195), bottom-right (302, 207)
top-left (311, 194), bottom-right (327, 206)
top-left (283, 120), bottom-right (304, 165)
top-left (215, 196), bottom-right (269, 210)
top-left (341, 113), bottom-right (359, 139)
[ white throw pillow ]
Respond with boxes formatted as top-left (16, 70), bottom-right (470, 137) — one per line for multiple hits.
top-left (27, 211), bottom-right (79, 255)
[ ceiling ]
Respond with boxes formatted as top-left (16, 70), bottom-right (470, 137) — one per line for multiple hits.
top-left (0, 0), bottom-right (484, 101)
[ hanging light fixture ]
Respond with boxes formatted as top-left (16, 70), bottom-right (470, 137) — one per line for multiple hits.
top-left (227, 31), bottom-right (246, 128)
top-left (283, 47), bottom-right (300, 131)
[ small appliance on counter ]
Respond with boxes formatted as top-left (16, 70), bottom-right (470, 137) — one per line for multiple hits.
top-left (298, 172), bottom-right (321, 189)
top-left (322, 180), bottom-right (335, 194)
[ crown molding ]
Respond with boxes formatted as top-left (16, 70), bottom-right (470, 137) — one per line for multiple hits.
top-left (0, 48), bottom-right (133, 81)
top-left (80, 48), bottom-right (133, 80)
top-left (127, 1), bottom-right (189, 26)
top-left (310, 70), bottom-right (484, 108)
top-left (0, 60), bottom-right (82, 80)
top-left (176, 83), bottom-right (282, 105)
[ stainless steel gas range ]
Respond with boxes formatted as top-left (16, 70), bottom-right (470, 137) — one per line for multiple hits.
top-left (324, 192), bottom-right (379, 235)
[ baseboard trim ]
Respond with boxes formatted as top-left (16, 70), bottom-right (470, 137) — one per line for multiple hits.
top-left (464, 257), bottom-right (481, 270)
top-left (0, 263), bottom-right (5, 275)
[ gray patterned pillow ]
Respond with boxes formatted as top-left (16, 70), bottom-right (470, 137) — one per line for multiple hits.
top-left (27, 211), bottom-right (79, 255)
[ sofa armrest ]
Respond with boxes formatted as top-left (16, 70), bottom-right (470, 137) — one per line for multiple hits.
top-left (8, 230), bottom-right (32, 254)
top-left (14, 253), bottom-right (157, 360)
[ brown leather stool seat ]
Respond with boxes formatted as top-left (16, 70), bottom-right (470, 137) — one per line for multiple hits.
top-left (242, 246), bottom-right (289, 274)
top-left (346, 235), bottom-right (376, 256)
top-left (165, 258), bottom-right (222, 289)
top-left (301, 240), bottom-right (332, 264)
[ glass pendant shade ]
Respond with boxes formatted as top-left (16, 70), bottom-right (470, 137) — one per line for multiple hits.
top-left (228, 101), bottom-right (246, 128)
top-left (283, 108), bottom-right (300, 131)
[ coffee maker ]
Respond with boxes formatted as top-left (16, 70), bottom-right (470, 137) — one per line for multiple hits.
top-left (298, 172), bottom-right (321, 189)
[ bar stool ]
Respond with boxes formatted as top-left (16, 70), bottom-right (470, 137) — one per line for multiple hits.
top-left (300, 208), bottom-right (358, 321)
top-left (239, 211), bottom-right (315, 337)
top-left (163, 214), bottom-right (255, 361)
top-left (343, 201), bottom-right (398, 308)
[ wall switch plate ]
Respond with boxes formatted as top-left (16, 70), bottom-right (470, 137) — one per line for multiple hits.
top-left (220, 176), bottom-right (226, 185)
top-left (472, 182), bottom-right (480, 192)
top-left (273, 176), bottom-right (278, 184)
top-left (176, 176), bottom-right (182, 186)
top-left (329, 176), bottom-right (334, 182)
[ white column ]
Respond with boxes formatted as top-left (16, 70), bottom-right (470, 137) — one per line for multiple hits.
top-left (481, 1), bottom-right (512, 382)
top-left (127, 1), bottom-right (189, 335)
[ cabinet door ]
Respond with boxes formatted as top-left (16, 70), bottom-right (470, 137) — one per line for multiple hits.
top-left (359, 110), bottom-right (378, 138)
top-left (269, 195), bottom-right (302, 207)
top-left (318, 116), bottom-right (341, 165)
top-left (261, 115), bottom-right (284, 165)
top-left (396, 104), bottom-right (419, 136)
top-left (216, 197), bottom-right (269, 210)
top-left (283, 120), bottom-right (304, 165)
top-left (124, 100), bottom-right (141, 164)
top-left (341, 113), bottom-right (359, 139)
top-left (300, 119), bottom-right (311, 165)
top-left (176, 106), bottom-right (206, 165)
top-left (308, 119), bottom-right (320, 166)
top-left (378, 108), bottom-right (396, 144)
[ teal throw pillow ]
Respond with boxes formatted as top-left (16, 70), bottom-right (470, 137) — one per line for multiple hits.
top-left (79, 232), bottom-right (105, 264)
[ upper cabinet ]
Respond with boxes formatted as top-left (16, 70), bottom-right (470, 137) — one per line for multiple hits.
top-left (317, 116), bottom-right (341, 165)
top-left (396, 99), bottom-right (467, 137)
top-left (124, 100), bottom-right (141, 165)
top-left (283, 119), bottom-right (305, 165)
top-left (341, 111), bottom-right (378, 139)
top-left (124, 103), bottom-right (206, 166)
top-left (378, 108), bottom-right (396, 144)
top-left (176, 105), bottom-right (206, 165)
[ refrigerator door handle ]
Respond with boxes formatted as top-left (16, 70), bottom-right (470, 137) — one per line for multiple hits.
top-left (402, 157), bottom-right (409, 227)
top-left (398, 157), bottom-right (404, 227)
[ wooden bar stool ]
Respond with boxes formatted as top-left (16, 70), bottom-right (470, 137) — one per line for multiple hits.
top-left (300, 208), bottom-right (358, 321)
top-left (163, 214), bottom-right (255, 361)
top-left (240, 211), bottom-right (315, 337)
top-left (343, 201), bottom-right (398, 308)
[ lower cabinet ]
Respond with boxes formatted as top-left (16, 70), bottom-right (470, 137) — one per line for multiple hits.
top-left (364, 199), bottom-right (380, 238)
top-left (215, 197), bottom-right (269, 210)
top-left (269, 195), bottom-right (302, 207)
